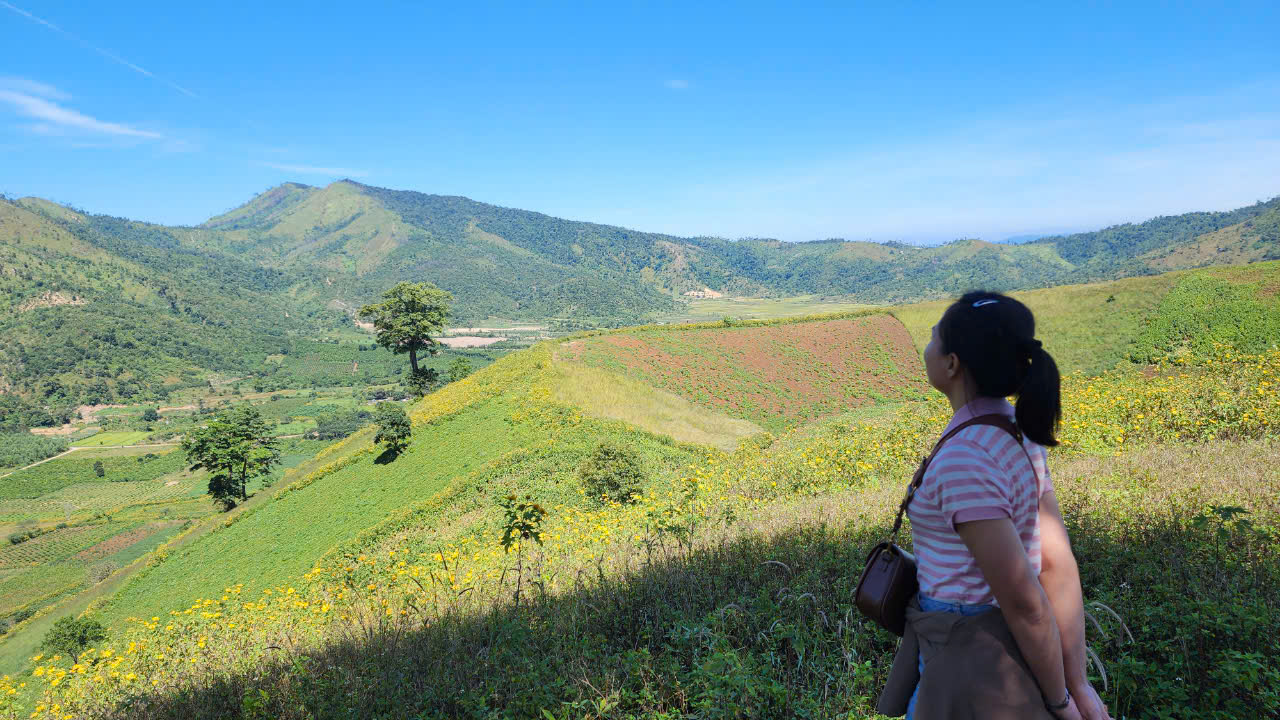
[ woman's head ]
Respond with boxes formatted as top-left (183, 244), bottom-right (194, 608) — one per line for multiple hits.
top-left (923, 290), bottom-right (1061, 446)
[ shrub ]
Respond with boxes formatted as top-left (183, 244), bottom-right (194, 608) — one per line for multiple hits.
top-left (447, 357), bottom-right (473, 383)
top-left (578, 439), bottom-right (647, 503)
top-left (88, 561), bottom-right (118, 584)
top-left (93, 460), bottom-right (105, 477)
top-left (1130, 275), bottom-right (1280, 363)
top-left (406, 367), bottom-right (440, 397)
top-left (141, 408), bottom-right (160, 422)
top-left (7, 523), bottom-right (44, 545)
top-left (373, 402), bottom-right (412, 455)
top-left (312, 408), bottom-right (372, 440)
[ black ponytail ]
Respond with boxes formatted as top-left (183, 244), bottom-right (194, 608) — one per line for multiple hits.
top-left (937, 291), bottom-right (1062, 447)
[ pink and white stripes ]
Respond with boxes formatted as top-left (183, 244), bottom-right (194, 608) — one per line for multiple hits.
top-left (907, 396), bottom-right (1053, 606)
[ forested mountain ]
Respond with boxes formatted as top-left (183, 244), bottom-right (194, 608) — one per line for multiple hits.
top-left (2, 179), bottom-right (1278, 424)
top-left (196, 179), bottom-right (1280, 312)
top-left (0, 197), bottom-right (341, 426)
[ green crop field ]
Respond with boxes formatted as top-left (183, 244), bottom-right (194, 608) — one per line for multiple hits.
top-left (72, 431), bottom-right (153, 448)
top-left (0, 449), bottom-right (185, 500)
top-left (0, 523), bottom-right (125, 569)
top-left (0, 521), bottom-right (156, 616)
top-left (0, 562), bottom-right (83, 617)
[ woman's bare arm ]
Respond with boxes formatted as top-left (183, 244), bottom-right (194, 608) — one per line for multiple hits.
top-left (955, 517), bottom-right (1074, 715)
top-left (1039, 491), bottom-right (1111, 719)
top-left (1037, 491), bottom-right (1087, 687)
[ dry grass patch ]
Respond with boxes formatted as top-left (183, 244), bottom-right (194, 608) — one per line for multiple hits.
top-left (548, 354), bottom-right (762, 451)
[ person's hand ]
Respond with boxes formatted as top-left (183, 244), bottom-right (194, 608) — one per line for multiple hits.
top-left (1068, 681), bottom-right (1112, 720)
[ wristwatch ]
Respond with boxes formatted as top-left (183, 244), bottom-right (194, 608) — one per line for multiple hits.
top-left (1045, 689), bottom-right (1072, 715)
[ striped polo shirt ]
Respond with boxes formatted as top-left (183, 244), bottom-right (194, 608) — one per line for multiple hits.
top-left (907, 396), bottom-right (1053, 606)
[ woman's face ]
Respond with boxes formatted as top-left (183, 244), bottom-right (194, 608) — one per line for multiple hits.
top-left (923, 323), bottom-right (952, 393)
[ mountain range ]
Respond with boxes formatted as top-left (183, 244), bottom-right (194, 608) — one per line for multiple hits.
top-left (2, 180), bottom-right (1278, 418)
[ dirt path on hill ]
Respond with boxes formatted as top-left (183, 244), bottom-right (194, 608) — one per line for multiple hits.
top-left (67, 440), bottom-right (184, 445)
top-left (0, 448), bottom-right (78, 479)
top-left (0, 442), bottom-right (188, 479)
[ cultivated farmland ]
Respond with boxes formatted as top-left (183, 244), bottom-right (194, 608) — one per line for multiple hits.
top-left (560, 314), bottom-right (929, 431)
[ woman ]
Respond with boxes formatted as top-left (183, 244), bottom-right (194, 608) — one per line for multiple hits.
top-left (894, 291), bottom-right (1110, 720)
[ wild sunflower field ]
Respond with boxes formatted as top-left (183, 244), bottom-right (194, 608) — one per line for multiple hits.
top-left (10, 334), bottom-right (1279, 719)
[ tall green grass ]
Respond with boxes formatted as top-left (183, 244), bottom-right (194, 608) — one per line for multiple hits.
top-left (1130, 273), bottom-right (1280, 362)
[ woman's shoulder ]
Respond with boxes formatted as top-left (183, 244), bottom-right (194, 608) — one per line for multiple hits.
top-left (928, 421), bottom-right (1031, 476)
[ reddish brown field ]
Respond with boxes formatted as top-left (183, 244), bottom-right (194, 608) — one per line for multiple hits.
top-left (75, 521), bottom-right (175, 562)
top-left (563, 315), bottom-right (928, 430)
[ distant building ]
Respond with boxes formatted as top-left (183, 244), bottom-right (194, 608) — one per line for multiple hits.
top-left (682, 287), bottom-right (724, 299)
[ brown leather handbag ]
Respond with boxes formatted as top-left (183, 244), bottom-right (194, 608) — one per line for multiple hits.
top-left (855, 413), bottom-right (1023, 636)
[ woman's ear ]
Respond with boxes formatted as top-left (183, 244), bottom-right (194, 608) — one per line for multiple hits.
top-left (944, 351), bottom-right (961, 380)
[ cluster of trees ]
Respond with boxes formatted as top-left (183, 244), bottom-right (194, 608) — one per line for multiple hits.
top-left (184, 281), bottom-right (451, 510)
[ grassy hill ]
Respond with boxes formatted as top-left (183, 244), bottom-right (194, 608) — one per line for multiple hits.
top-left (8, 262), bottom-right (1279, 718)
top-left (892, 260), bottom-right (1280, 375)
top-left (0, 194), bottom-right (508, 423)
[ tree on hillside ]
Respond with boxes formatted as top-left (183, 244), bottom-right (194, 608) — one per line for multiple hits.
top-left (141, 407), bottom-right (160, 422)
top-left (93, 460), bottom-right (105, 478)
top-left (359, 282), bottom-right (453, 393)
top-left (40, 616), bottom-right (107, 665)
top-left (182, 406), bottom-right (281, 511)
top-left (373, 402), bottom-right (412, 457)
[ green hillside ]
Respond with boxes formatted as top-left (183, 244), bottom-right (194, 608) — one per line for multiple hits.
top-left (0, 195), bottom-right (502, 423)
top-left (893, 260), bottom-right (1280, 375)
top-left (4, 182), bottom-right (1279, 427)
top-left (0, 197), bottom-right (342, 421)
top-left (11, 262), bottom-right (1279, 718)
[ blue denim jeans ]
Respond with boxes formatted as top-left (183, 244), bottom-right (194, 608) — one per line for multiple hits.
top-left (904, 593), bottom-right (996, 720)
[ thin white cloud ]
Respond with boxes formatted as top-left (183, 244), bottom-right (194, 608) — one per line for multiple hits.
top-left (0, 89), bottom-right (163, 139)
top-left (261, 162), bottom-right (370, 178)
top-left (0, 76), bottom-right (69, 100)
top-left (1, 1), bottom-right (201, 99)
top-left (664, 79), bottom-right (690, 90)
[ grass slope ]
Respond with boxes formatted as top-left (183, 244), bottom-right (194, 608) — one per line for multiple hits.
top-left (892, 260), bottom-right (1280, 375)
top-left (547, 357), bottom-right (762, 451)
top-left (18, 337), bottom-right (1280, 719)
top-left (96, 398), bottom-right (526, 628)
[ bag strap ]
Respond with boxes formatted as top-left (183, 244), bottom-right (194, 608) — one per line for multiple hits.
top-left (887, 413), bottom-right (1025, 541)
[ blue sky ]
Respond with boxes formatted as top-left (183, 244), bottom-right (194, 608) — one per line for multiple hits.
top-left (2, 1), bottom-right (1278, 243)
